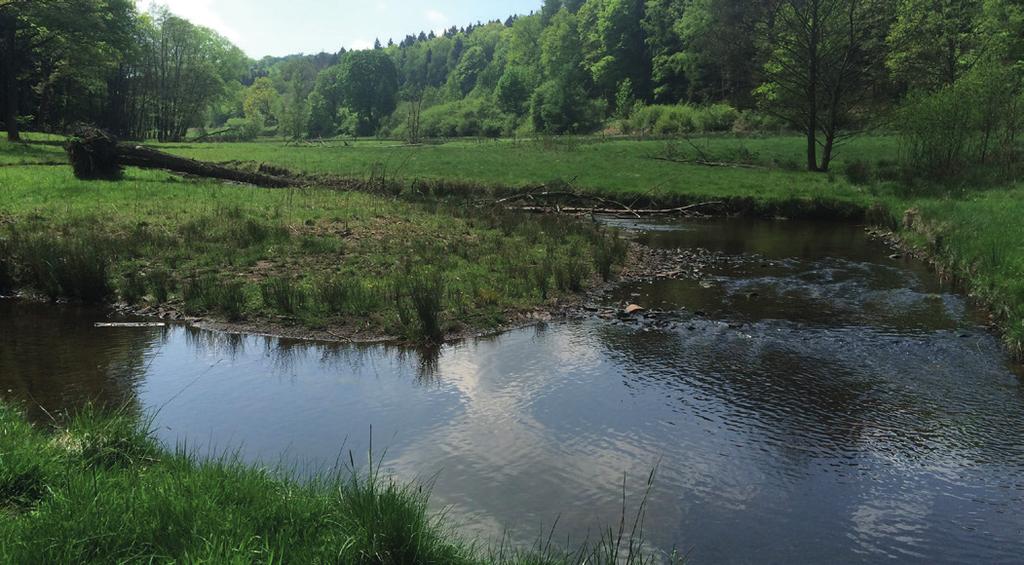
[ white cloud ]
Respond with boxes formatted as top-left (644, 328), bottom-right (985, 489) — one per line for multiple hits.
top-left (425, 8), bottom-right (448, 34)
top-left (425, 8), bottom-right (446, 24)
top-left (136, 0), bottom-right (243, 44)
top-left (349, 38), bottom-right (375, 51)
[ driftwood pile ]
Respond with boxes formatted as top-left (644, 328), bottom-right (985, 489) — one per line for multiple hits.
top-left (492, 180), bottom-right (724, 217)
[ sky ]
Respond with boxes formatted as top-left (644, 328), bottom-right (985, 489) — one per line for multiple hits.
top-left (135, 0), bottom-right (543, 59)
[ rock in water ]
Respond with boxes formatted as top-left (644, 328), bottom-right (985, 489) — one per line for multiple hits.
top-left (624, 304), bottom-right (645, 315)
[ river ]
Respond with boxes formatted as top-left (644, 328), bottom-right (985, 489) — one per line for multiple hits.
top-left (2, 218), bottom-right (1022, 564)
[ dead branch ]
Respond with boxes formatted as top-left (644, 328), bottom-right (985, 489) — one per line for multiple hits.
top-left (190, 127), bottom-right (238, 142)
top-left (649, 156), bottom-right (767, 169)
top-left (510, 201), bottom-right (724, 216)
top-left (494, 188), bottom-right (641, 218)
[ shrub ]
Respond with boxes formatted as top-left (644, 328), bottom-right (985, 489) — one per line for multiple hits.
top-left (694, 103), bottom-right (740, 132)
top-left (654, 105), bottom-right (696, 134)
top-left (531, 80), bottom-right (603, 135)
top-left (843, 160), bottom-right (873, 185)
top-left (205, 118), bottom-right (261, 142)
top-left (630, 103), bottom-right (741, 135)
top-left (732, 110), bottom-right (785, 133)
top-left (410, 98), bottom-right (516, 139)
top-left (898, 59), bottom-right (1024, 183)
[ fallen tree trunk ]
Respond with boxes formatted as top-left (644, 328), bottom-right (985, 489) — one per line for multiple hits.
top-left (65, 128), bottom-right (303, 188)
top-left (117, 144), bottom-right (302, 188)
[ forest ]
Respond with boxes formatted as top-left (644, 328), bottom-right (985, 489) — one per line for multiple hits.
top-left (3, 0), bottom-right (1023, 175)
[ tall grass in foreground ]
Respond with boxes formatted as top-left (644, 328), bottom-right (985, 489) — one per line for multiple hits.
top-left (0, 403), bottom-right (678, 564)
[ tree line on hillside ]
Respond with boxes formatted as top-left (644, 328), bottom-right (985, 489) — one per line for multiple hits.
top-left (2, 0), bottom-right (1023, 175)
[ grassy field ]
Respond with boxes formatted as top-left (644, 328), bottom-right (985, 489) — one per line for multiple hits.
top-left (159, 134), bottom-right (1023, 353)
top-left (0, 403), bottom-right (668, 564)
top-left (159, 136), bottom-right (885, 214)
top-left (2, 133), bottom-right (1022, 561)
top-left (2, 132), bottom-right (1022, 354)
top-left (0, 149), bottom-right (624, 342)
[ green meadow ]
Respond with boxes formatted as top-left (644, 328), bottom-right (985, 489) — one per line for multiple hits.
top-left (3, 133), bottom-right (1023, 351)
top-left (158, 133), bottom-right (1024, 355)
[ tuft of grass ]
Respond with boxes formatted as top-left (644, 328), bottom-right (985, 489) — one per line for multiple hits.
top-left (260, 276), bottom-right (308, 316)
top-left (8, 232), bottom-right (113, 303)
top-left (0, 238), bottom-right (12, 295)
top-left (591, 230), bottom-right (628, 282)
top-left (146, 268), bottom-right (174, 303)
top-left (843, 159), bottom-right (872, 185)
top-left (0, 406), bottom-right (60, 511)
top-left (119, 268), bottom-right (148, 305)
top-left (183, 275), bottom-right (247, 321)
top-left (316, 275), bottom-right (379, 316)
top-left (394, 269), bottom-right (446, 342)
top-left (533, 256), bottom-right (553, 300)
top-left (555, 251), bottom-right (589, 294)
top-left (58, 405), bottom-right (161, 469)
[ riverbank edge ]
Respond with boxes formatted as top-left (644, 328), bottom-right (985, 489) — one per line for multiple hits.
top-left (865, 221), bottom-right (1023, 360)
top-left (143, 181), bottom-right (1024, 363)
top-left (0, 402), bottom-right (671, 563)
top-left (6, 159), bottom-right (1019, 359)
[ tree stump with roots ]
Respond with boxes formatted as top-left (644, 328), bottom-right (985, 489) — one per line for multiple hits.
top-left (65, 128), bottom-right (123, 180)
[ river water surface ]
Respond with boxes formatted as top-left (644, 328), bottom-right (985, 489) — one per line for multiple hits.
top-left (2, 219), bottom-right (1023, 564)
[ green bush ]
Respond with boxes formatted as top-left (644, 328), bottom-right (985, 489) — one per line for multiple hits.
top-left (399, 98), bottom-right (515, 139)
top-left (531, 80), bottom-right (603, 135)
top-left (629, 103), bottom-right (741, 135)
top-left (731, 110), bottom-right (786, 133)
top-left (898, 60), bottom-right (1024, 183)
top-left (843, 160), bottom-right (873, 185)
